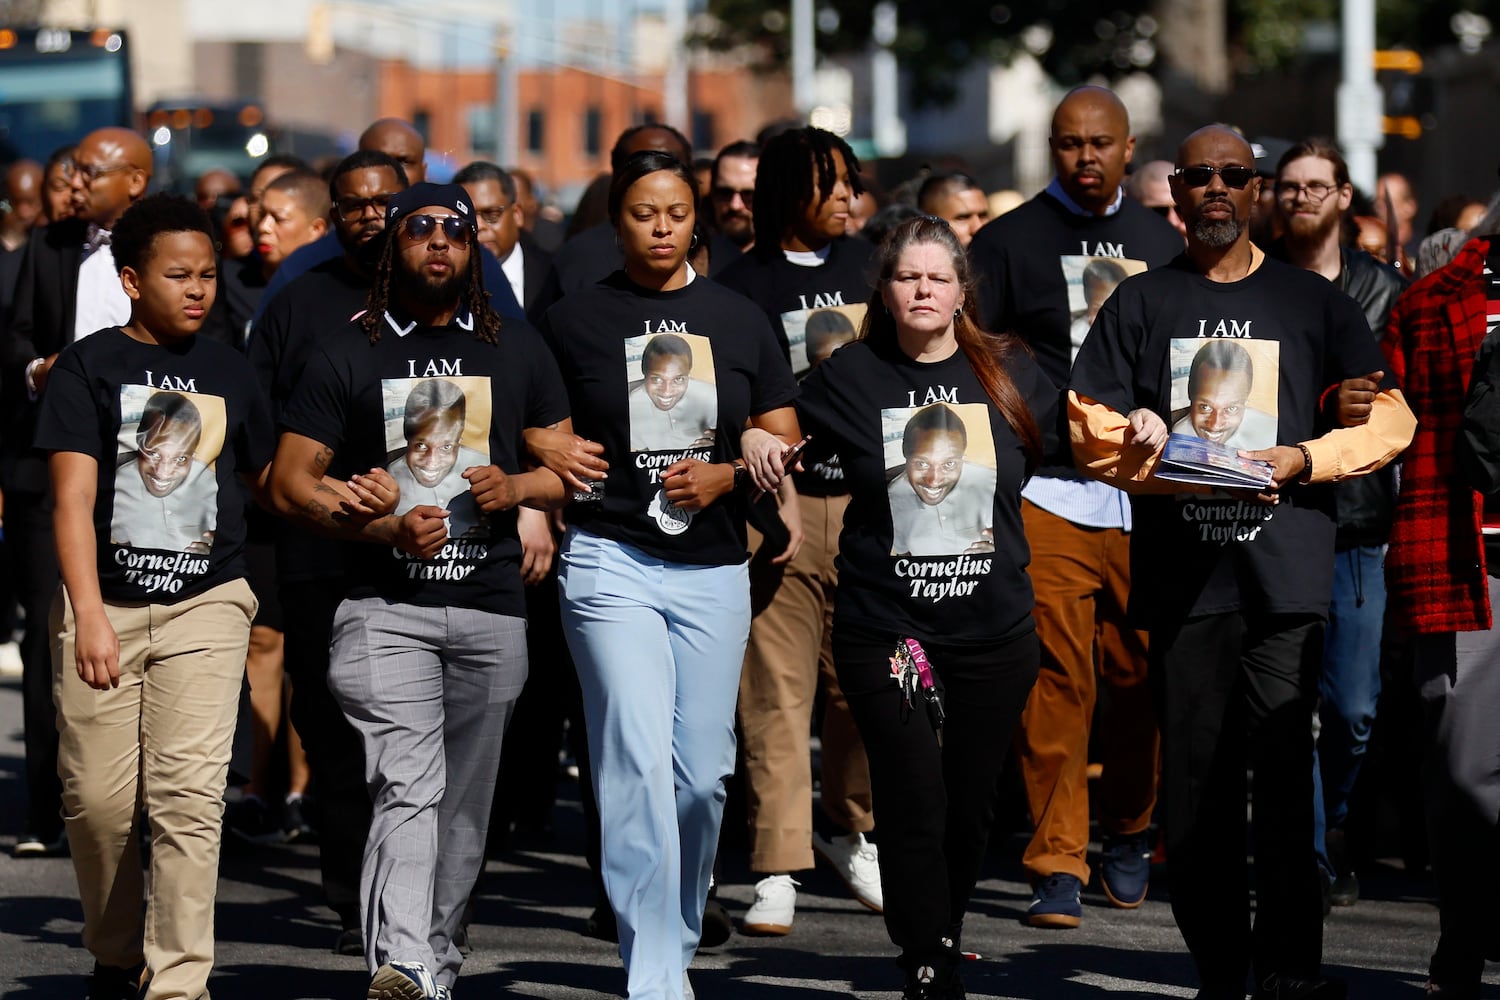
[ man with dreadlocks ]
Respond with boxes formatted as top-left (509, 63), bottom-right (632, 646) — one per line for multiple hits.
top-left (715, 126), bottom-right (883, 935)
top-left (270, 182), bottom-right (572, 1000)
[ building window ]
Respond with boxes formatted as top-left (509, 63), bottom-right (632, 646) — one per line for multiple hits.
top-left (527, 109), bottom-right (545, 154)
top-left (691, 111), bottom-right (715, 154)
top-left (583, 107), bottom-right (602, 157)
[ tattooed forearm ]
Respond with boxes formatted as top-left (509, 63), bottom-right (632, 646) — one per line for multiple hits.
top-left (312, 446), bottom-right (334, 475)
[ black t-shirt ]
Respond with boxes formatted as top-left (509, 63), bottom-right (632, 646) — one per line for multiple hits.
top-left (247, 256), bottom-right (374, 581)
top-left (34, 328), bottom-right (275, 604)
top-left (540, 270), bottom-right (799, 565)
top-left (796, 337), bottom-right (1057, 644)
top-left (281, 310), bottom-right (570, 616)
top-left (970, 191), bottom-right (1185, 390)
top-left (717, 239), bottom-right (876, 497)
top-left (1069, 255), bottom-right (1392, 627)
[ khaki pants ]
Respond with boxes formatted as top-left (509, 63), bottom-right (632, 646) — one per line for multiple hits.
top-left (52, 579), bottom-right (255, 1000)
top-left (1015, 500), bottom-right (1158, 884)
top-left (739, 492), bottom-right (873, 873)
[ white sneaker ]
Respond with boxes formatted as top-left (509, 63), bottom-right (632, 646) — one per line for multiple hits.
top-left (813, 831), bottom-right (883, 913)
top-left (741, 873), bottom-right (799, 935)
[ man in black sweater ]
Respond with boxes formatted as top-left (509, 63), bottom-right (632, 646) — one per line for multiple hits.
top-left (969, 86), bottom-right (1183, 929)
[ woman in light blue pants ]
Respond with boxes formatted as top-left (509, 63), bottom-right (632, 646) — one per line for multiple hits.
top-left (536, 150), bottom-right (801, 999)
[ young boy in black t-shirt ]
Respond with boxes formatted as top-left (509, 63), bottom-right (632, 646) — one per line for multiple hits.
top-left (35, 194), bottom-right (277, 1000)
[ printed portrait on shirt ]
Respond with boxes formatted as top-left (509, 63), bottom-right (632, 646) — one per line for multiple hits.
top-left (381, 375), bottom-right (493, 539)
top-left (1169, 338), bottom-right (1280, 452)
top-left (111, 385), bottom-right (227, 554)
top-left (626, 332), bottom-right (719, 453)
top-left (781, 302), bottom-right (867, 376)
top-left (882, 402), bottom-right (998, 557)
top-left (1060, 255), bottom-right (1148, 362)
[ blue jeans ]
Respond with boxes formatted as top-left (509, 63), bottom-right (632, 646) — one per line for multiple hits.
top-left (1312, 544), bottom-right (1385, 876)
top-left (558, 529), bottom-right (750, 1000)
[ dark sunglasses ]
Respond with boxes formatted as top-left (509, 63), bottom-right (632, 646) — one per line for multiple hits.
top-left (400, 213), bottom-right (472, 246)
top-left (1175, 165), bottom-right (1256, 189)
top-left (712, 185), bottom-right (754, 207)
top-left (1149, 204), bottom-right (1173, 217)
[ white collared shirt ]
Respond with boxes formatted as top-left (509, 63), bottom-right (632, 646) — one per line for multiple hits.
top-left (74, 242), bottom-right (130, 343)
top-left (498, 245), bottom-right (525, 308)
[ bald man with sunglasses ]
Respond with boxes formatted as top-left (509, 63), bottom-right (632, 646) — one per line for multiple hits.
top-left (1067, 125), bottom-right (1416, 1000)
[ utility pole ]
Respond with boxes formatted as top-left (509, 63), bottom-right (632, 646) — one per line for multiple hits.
top-left (1338, 0), bottom-right (1383, 193)
top-left (792, 0), bottom-right (814, 116)
top-left (870, 1), bottom-right (905, 157)
top-left (664, 0), bottom-right (687, 130)
top-left (493, 19), bottom-right (518, 165)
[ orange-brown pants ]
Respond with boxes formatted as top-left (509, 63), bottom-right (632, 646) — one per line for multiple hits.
top-left (1015, 500), bottom-right (1159, 884)
top-left (739, 492), bottom-right (873, 873)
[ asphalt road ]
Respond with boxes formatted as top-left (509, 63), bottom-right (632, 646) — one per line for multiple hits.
top-left (0, 676), bottom-right (1495, 999)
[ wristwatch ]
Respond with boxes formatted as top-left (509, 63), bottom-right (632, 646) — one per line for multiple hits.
top-left (731, 460), bottom-right (749, 492)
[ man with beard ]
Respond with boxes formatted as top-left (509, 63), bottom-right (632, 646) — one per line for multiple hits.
top-left (709, 140), bottom-right (758, 250)
top-left (969, 85), bottom-right (1181, 930)
top-left (245, 148), bottom-right (408, 955)
top-left (1269, 138), bottom-right (1406, 912)
top-left (255, 120), bottom-right (522, 324)
top-left (1068, 124), bottom-right (1416, 1000)
top-left (272, 181), bottom-right (569, 1000)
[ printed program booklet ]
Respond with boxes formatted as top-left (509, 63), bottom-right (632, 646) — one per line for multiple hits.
top-left (1155, 433), bottom-right (1275, 490)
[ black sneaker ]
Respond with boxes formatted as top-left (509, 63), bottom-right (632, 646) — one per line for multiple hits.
top-left (334, 924), bottom-right (364, 957)
top-left (87, 961), bottom-right (144, 1000)
top-left (584, 902), bottom-right (618, 943)
top-left (1099, 831), bottom-right (1152, 908)
top-left (225, 796), bottom-right (286, 846)
top-left (1025, 873), bottom-right (1083, 928)
top-left (1324, 829), bottom-right (1358, 907)
top-left (700, 897), bottom-right (733, 948)
top-left (13, 829), bottom-right (67, 858)
top-left (281, 796), bottom-right (316, 844)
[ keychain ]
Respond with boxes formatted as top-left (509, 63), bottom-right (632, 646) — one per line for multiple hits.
top-left (890, 637), bottom-right (946, 745)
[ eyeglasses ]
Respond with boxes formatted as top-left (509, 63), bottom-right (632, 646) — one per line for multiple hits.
top-left (399, 213), bottom-right (472, 246)
top-left (1274, 180), bottom-right (1342, 202)
top-left (712, 185), bottom-right (754, 207)
top-left (476, 206), bottom-right (511, 226)
top-left (74, 161), bottom-right (133, 185)
top-left (1174, 165), bottom-right (1256, 189)
top-left (1149, 204), bottom-right (1173, 217)
top-left (336, 193), bottom-right (395, 219)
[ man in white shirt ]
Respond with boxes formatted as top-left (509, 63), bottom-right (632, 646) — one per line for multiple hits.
top-left (456, 161), bottom-right (554, 317)
top-left (2, 126), bottom-right (151, 859)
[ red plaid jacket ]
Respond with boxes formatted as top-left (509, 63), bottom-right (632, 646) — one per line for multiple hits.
top-left (1381, 236), bottom-right (1493, 635)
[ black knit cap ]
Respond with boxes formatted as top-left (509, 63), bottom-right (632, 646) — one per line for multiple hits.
top-left (385, 182), bottom-right (477, 231)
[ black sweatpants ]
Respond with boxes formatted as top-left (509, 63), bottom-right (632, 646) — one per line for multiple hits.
top-left (833, 624), bottom-right (1039, 971)
top-left (1151, 611), bottom-right (1325, 993)
top-left (281, 577), bottom-right (371, 926)
top-left (11, 488), bottom-right (62, 841)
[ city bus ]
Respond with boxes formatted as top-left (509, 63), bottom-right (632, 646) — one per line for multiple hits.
top-left (0, 26), bottom-right (132, 164)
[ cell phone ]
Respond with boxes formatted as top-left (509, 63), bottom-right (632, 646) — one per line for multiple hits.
top-left (780, 434), bottom-right (812, 470)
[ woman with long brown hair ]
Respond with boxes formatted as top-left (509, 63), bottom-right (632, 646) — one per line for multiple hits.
top-left (795, 215), bottom-right (1055, 999)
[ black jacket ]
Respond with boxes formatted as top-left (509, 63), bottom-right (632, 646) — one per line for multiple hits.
top-left (0, 218), bottom-right (87, 494)
top-left (1333, 248), bottom-right (1407, 548)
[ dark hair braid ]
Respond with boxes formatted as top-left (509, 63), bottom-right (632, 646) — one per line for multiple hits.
top-left (751, 126), bottom-right (864, 258)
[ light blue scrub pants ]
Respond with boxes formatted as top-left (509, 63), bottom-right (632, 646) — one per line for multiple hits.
top-left (558, 528), bottom-right (750, 1000)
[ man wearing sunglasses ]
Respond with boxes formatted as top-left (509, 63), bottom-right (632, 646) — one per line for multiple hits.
top-left (710, 140), bottom-right (758, 250)
top-left (1068, 124), bottom-right (1417, 1000)
top-left (969, 85), bottom-right (1182, 932)
top-left (272, 181), bottom-right (570, 1000)
top-left (1268, 138), bottom-right (1407, 916)
top-left (243, 148), bottom-right (411, 957)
